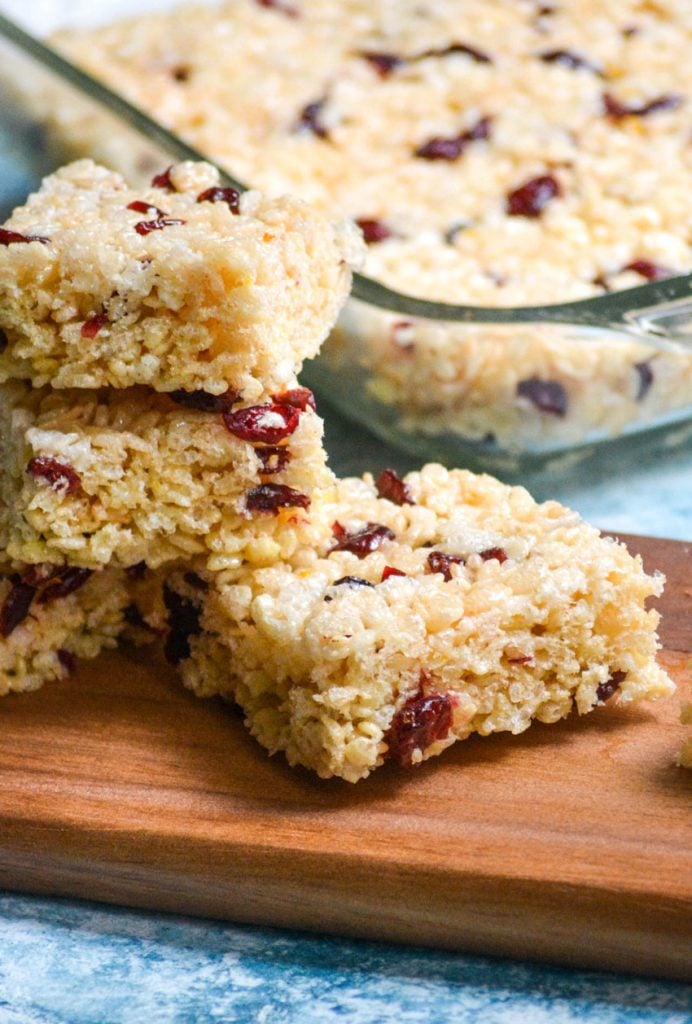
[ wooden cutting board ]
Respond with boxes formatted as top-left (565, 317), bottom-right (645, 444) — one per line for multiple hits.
top-left (0, 533), bottom-right (690, 980)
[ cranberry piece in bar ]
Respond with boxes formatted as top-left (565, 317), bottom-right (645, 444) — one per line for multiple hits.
top-left (603, 92), bottom-right (682, 119)
top-left (27, 456), bottom-right (82, 495)
top-left (622, 259), bottom-right (674, 281)
top-left (361, 51), bottom-right (403, 77)
top-left (506, 174), bottom-right (561, 217)
top-left (256, 0), bottom-right (299, 16)
top-left (375, 468), bottom-right (415, 506)
top-left (415, 116), bottom-right (492, 161)
top-left (197, 186), bottom-right (241, 214)
top-left (256, 445), bottom-right (292, 474)
top-left (324, 576), bottom-right (376, 602)
top-left (421, 41), bottom-right (492, 64)
top-left (634, 360), bottom-right (654, 401)
top-left (127, 200), bottom-right (168, 217)
top-left (272, 386), bottom-right (316, 411)
top-left (296, 98), bottom-right (329, 139)
top-left (355, 218), bottom-right (393, 244)
top-left (169, 387), bottom-right (240, 412)
top-left (480, 546), bottom-right (508, 563)
top-left (163, 582), bottom-right (202, 665)
top-left (330, 523), bottom-right (396, 558)
top-left (387, 691), bottom-right (454, 766)
top-left (381, 566), bottom-right (406, 581)
top-left (81, 312), bottom-right (109, 339)
top-left (596, 670), bottom-right (627, 703)
top-left (517, 377), bottom-right (568, 417)
top-left (539, 49), bottom-right (601, 73)
top-left (223, 402), bottom-right (300, 444)
top-left (37, 567), bottom-right (93, 604)
top-left (0, 228), bottom-right (50, 245)
top-left (426, 550), bottom-right (465, 581)
top-left (0, 580), bottom-right (36, 637)
top-left (245, 483), bottom-right (310, 513)
top-left (134, 217), bottom-right (186, 236)
top-left (150, 166), bottom-right (176, 191)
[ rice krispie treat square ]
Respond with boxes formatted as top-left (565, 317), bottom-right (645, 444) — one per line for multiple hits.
top-left (0, 381), bottom-right (332, 570)
top-left (0, 560), bottom-right (131, 695)
top-left (171, 465), bottom-right (673, 782)
top-left (0, 160), bottom-right (360, 400)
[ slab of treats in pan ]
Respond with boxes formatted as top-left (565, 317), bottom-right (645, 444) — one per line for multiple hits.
top-left (0, 159), bottom-right (359, 400)
top-left (171, 465), bottom-right (673, 781)
top-left (51, 0), bottom-right (692, 450)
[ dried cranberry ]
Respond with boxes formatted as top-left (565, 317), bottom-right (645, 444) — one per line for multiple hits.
top-left (81, 312), bottom-right (109, 339)
top-left (324, 576), bottom-right (375, 601)
top-left (420, 41), bottom-right (492, 64)
top-left (151, 167), bottom-right (176, 190)
top-left (361, 51), bottom-right (403, 77)
top-left (27, 456), bottom-right (82, 495)
top-left (603, 92), bottom-right (682, 119)
top-left (375, 468), bottom-right (414, 506)
top-left (296, 99), bottom-right (329, 139)
top-left (426, 551), bottom-right (465, 581)
top-left (169, 387), bottom-right (240, 412)
top-left (223, 403), bottom-right (300, 444)
top-left (57, 649), bottom-right (76, 674)
top-left (245, 483), bottom-right (310, 513)
top-left (256, 0), bottom-right (298, 15)
top-left (127, 200), bottom-right (167, 217)
top-left (415, 116), bottom-right (491, 161)
top-left (381, 566), bottom-right (406, 581)
top-left (256, 445), bottom-right (292, 474)
top-left (0, 328), bottom-right (7, 353)
top-left (183, 572), bottom-right (209, 591)
top-left (0, 228), bottom-right (50, 245)
top-left (163, 582), bottom-right (201, 664)
top-left (123, 603), bottom-right (151, 630)
top-left (596, 670), bottom-right (627, 703)
top-left (634, 360), bottom-right (654, 401)
top-left (622, 259), bottom-right (673, 282)
top-left (37, 567), bottom-right (93, 604)
top-left (517, 377), bottom-right (568, 416)
top-left (271, 387), bottom-right (316, 411)
top-left (390, 321), bottom-right (415, 352)
top-left (355, 218), bottom-right (393, 244)
top-left (506, 174), bottom-right (561, 217)
top-left (197, 186), bottom-right (241, 214)
top-left (479, 546), bottom-right (508, 563)
top-left (0, 580), bottom-right (35, 637)
top-left (134, 217), bottom-right (185, 236)
top-left (538, 49), bottom-right (600, 73)
top-left (330, 523), bottom-right (395, 558)
top-left (386, 691), bottom-right (453, 766)
top-left (508, 654), bottom-right (533, 664)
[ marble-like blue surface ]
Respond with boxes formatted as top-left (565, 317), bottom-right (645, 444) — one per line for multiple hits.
top-left (0, 894), bottom-right (690, 1024)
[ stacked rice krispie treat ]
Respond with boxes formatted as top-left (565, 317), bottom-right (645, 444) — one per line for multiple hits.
top-left (51, 0), bottom-right (692, 453)
top-left (0, 157), bottom-right (358, 691)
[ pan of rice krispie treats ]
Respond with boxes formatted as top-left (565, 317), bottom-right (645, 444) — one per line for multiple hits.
top-left (48, 0), bottom-right (692, 463)
top-left (0, 379), bottom-right (333, 570)
top-left (170, 465), bottom-right (674, 782)
top-left (0, 159), bottom-right (360, 401)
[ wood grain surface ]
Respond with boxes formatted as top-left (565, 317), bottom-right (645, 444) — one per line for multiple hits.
top-left (0, 534), bottom-right (689, 979)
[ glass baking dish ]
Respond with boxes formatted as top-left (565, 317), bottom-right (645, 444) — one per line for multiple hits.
top-left (1, 0), bottom-right (691, 477)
